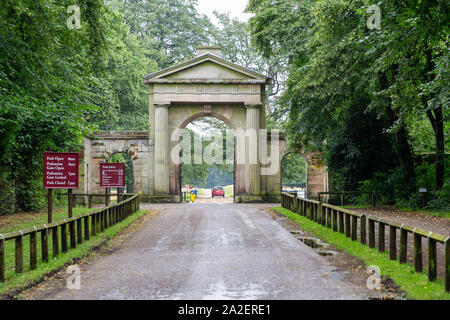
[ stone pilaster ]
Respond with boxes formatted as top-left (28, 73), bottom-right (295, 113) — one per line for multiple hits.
top-left (245, 105), bottom-right (261, 195)
top-left (154, 104), bottom-right (170, 194)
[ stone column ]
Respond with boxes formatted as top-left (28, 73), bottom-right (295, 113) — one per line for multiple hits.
top-left (154, 104), bottom-right (170, 194)
top-left (245, 105), bottom-right (261, 195)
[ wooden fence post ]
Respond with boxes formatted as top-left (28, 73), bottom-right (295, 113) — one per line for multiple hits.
top-left (52, 227), bottom-right (59, 258)
top-left (368, 218), bottom-right (375, 248)
top-left (105, 188), bottom-right (109, 206)
top-left (15, 232), bottom-right (23, 273)
top-left (332, 210), bottom-right (337, 232)
top-left (399, 226), bottom-right (407, 264)
top-left (345, 214), bottom-right (351, 238)
top-left (108, 207), bottom-right (113, 227)
top-left (97, 211), bottom-right (102, 232)
top-left (69, 221), bottom-right (76, 249)
top-left (339, 212), bottom-right (344, 233)
top-left (61, 222), bottom-right (68, 253)
top-left (0, 234), bottom-right (5, 281)
top-left (68, 189), bottom-right (73, 218)
top-left (360, 215), bottom-right (366, 244)
top-left (326, 208), bottom-right (331, 228)
top-left (100, 210), bottom-right (105, 231)
top-left (84, 216), bottom-right (90, 241)
top-left (389, 225), bottom-right (397, 260)
top-left (77, 219), bottom-right (82, 244)
top-left (30, 228), bottom-right (37, 270)
top-left (428, 235), bottom-right (437, 281)
top-left (378, 221), bottom-right (385, 252)
top-left (445, 237), bottom-right (450, 292)
top-left (414, 231), bottom-right (422, 272)
top-left (48, 189), bottom-right (53, 224)
top-left (351, 216), bottom-right (357, 241)
top-left (91, 213), bottom-right (96, 236)
top-left (41, 226), bottom-right (48, 262)
top-left (321, 206), bottom-right (326, 226)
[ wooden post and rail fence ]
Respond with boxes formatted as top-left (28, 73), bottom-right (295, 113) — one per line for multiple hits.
top-left (281, 192), bottom-right (450, 293)
top-left (317, 191), bottom-right (376, 207)
top-left (0, 194), bottom-right (140, 282)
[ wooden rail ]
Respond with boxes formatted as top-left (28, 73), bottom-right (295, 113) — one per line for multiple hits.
top-left (318, 191), bottom-right (376, 207)
top-left (0, 194), bottom-right (140, 282)
top-left (281, 192), bottom-right (450, 292)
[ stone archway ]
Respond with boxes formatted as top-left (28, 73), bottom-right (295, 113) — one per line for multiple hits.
top-left (81, 46), bottom-right (329, 203)
top-left (83, 131), bottom-right (151, 196)
top-left (173, 112), bottom-right (238, 202)
top-left (280, 150), bottom-right (329, 199)
top-left (144, 47), bottom-right (272, 202)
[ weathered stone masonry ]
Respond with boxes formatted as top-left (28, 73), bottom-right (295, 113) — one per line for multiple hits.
top-left (81, 47), bottom-right (329, 202)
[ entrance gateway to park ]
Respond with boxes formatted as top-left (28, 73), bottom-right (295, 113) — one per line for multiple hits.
top-left (82, 47), bottom-right (329, 203)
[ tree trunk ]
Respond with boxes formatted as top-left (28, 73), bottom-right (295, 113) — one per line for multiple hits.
top-left (379, 71), bottom-right (416, 193)
top-left (427, 108), bottom-right (445, 190)
top-left (423, 49), bottom-right (444, 190)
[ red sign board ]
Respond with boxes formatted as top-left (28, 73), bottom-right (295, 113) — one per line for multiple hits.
top-left (100, 163), bottom-right (125, 188)
top-left (44, 152), bottom-right (79, 189)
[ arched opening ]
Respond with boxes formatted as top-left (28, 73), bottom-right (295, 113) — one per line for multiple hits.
top-left (179, 116), bottom-right (235, 203)
top-left (107, 152), bottom-right (134, 201)
top-left (281, 152), bottom-right (308, 198)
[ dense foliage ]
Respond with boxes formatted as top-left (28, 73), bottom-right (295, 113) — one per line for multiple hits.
top-left (247, 0), bottom-right (449, 208)
top-left (1, 0), bottom-right (446, 213)
top-left (0, 0), bottom-right (216, 213)
top-left (281, 153), bottom-right (307, 187)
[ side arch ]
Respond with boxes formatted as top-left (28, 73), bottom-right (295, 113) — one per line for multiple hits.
top-left (83, 132), bottom-right (150, 196)
top-left (280, 151), bottom-right (309, 197)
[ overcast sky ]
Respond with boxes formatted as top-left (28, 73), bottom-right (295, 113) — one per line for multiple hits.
top-left (196, 0), bottom-right (252, 24)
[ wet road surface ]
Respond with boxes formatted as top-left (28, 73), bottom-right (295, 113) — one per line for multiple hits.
top-left (24, 203), bottom-right (370, 300)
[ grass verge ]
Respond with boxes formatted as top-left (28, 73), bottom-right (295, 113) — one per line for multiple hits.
top-left (396, 207), bottom-right (450, 219)
top-left (0, 209), bottom-right (149, 298)
top-left (272, 206), bottom-right (450, 300)
top-left (341, 205), bottom-right (372, 209)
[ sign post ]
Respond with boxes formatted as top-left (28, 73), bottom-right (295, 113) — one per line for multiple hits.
top-left (44, 152), bottom-right (79, 222)
top-left (419, 188), bottom-right (427, 208)
top-left (100, 163), bottom-right (125, 206)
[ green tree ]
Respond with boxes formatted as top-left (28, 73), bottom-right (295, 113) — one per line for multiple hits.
top-left (247, 0), bottom-right (448, 201)
top-left (107, 0), bottom-right (214, 67)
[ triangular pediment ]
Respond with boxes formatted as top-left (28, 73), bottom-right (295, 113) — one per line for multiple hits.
top-left (143, 54), bottom-right (267, 83)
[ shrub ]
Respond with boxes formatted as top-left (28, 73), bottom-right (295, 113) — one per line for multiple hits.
top-left (0, 179), bottom-right (15, 215)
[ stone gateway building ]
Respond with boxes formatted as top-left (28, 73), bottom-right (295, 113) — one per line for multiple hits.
top-left (82, 47), bottom-right (328, 202)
